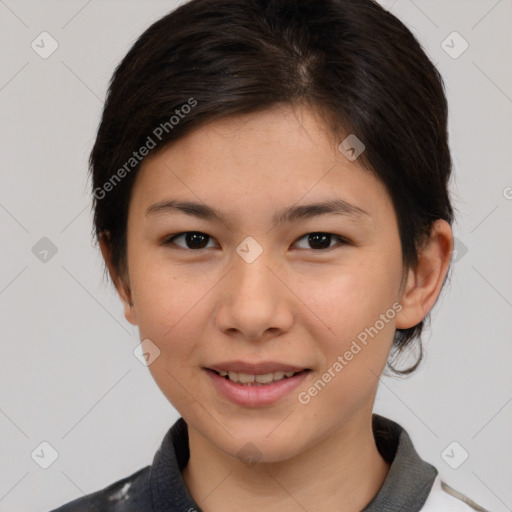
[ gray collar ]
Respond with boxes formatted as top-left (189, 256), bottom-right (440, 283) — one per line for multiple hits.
top-left (362, 414), bottom-right (438, 511)
top-left (150, 413), bottom-right (438, 511)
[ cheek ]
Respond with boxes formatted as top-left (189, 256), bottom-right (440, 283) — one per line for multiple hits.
top-left (131, 267), bottom-right (212, 411)
top-left (297, 268), bottom-right (398, 416)
top-left (129, 241), bottom-right (198, 317)
top-left (299, 256), bottom-right (401, 340)
top-left (294, 255), bottom-right (401, 407)
top-left (127, 254), bottom-right (212, 357)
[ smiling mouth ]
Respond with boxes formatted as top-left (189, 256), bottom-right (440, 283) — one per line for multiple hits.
top-left (207, 368), bottom-right (310, 385)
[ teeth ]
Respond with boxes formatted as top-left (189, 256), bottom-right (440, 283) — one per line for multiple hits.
top-left (217, 369), bottom-right (298, 384)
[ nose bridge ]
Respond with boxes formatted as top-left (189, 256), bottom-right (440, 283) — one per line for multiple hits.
top-left (215, 243), bottom-right (292, 338)
top-left (236, 250), bottom-right (275, 298)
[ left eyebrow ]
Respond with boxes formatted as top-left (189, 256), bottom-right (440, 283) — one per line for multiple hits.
top-left (272, 198), bottom-right (370, 225)
top-left (145, 198), bottom-right (370, 226)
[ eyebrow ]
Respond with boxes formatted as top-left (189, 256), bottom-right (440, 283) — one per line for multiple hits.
top-left (145, 198), bottom-right (370, 226)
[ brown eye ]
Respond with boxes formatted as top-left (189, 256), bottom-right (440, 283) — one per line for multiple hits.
top-left (164, 232), bottom-right (215, 250)
top-left (294, 232), bottom-right (349, 250)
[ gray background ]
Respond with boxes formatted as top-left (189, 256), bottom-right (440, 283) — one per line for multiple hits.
top-left (0, 0), bottom-right (511, 510)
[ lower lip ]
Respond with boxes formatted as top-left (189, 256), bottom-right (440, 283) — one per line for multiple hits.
top-left (204, 369), bottom-right (310, 407)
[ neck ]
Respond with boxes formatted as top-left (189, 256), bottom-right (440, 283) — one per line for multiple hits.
top-left (182, 411), bottom-right (390, 512)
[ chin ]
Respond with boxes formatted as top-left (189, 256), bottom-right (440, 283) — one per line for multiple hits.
top-left (220, 428), bottom-right (307, 466)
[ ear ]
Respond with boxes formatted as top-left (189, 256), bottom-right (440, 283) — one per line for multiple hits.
top-left (395, 220), bottom-right (453, 330)
top-left (99, 231), bottom-right (138, 326)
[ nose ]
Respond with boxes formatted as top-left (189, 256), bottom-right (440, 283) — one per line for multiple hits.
top-left (215, 251), bottom-right (294, 342)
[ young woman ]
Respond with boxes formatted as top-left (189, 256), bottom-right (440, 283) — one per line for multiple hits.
top-left (51, 0), bottom-right (488, 510)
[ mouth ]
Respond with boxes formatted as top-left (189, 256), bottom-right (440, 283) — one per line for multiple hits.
top-left (206, 368), bottom-right (310, 386)
top-left (203, 366), bottom-right (312, 407)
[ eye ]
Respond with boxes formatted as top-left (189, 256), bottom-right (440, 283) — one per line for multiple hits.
top-left (162, 231), bottom-right (350, 251)
top-left (293, 232), bottom-right (349, 250)
top-left (163, 231), bottom-right (216, 250)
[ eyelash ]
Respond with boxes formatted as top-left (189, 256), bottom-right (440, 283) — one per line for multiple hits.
top-left (162, 231), bottom-right (351, 252)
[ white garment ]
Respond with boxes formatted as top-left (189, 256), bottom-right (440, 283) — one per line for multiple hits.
top-left (421, 476), bottom-right (490, 511)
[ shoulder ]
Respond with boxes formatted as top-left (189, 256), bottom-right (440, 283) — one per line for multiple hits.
top-left (48, 465), bottom-right (152, 512)
top-left (421, 475), bottom-right (491, 511)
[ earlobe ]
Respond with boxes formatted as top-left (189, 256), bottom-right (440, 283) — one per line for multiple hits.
top-left (395, 220), bottom-right (453, 330)
top-left (98, 231), bottom-right (138, 326)
top-left (121, 290), bottom-right (138, 326)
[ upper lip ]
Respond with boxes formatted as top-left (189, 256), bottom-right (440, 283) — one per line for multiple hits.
top-left (206, 361), bottom-right (310, 375)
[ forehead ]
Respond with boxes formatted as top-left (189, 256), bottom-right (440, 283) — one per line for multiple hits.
top-left (132, 104), bottom-right (394, 227)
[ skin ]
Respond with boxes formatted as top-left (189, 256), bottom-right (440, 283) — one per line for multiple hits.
top-left (100, 102), bottom-right (453, 511)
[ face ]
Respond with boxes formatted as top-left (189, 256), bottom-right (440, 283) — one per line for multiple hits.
top-left (115, 103), bottom-right (408, 463)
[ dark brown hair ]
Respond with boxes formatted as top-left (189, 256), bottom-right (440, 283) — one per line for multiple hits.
top-left (90, 0), bottom-right (454, 374)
